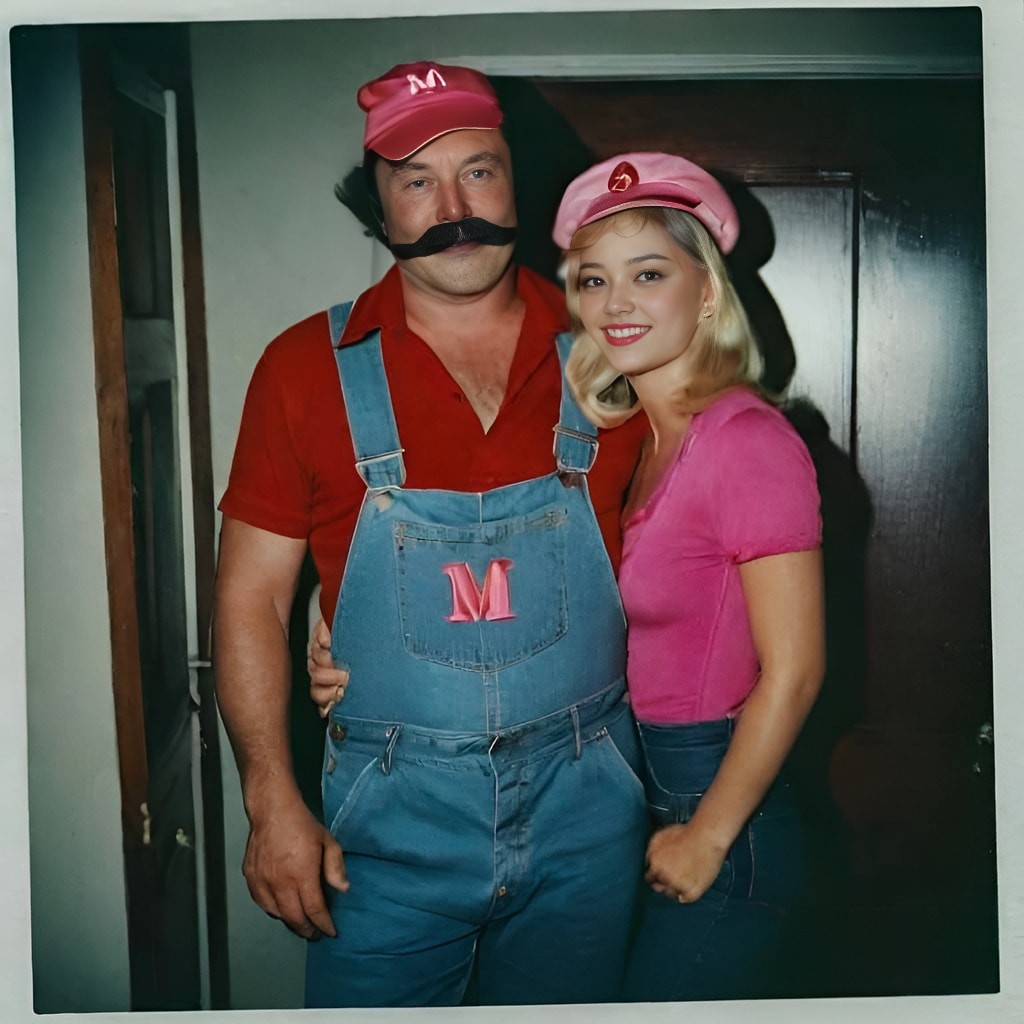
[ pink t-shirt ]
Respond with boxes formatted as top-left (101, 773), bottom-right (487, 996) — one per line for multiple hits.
top-left (619, 388), bottom-right (822, 725)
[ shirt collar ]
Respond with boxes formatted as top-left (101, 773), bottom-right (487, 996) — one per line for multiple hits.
top-left (337, 264), bottom-right (407, 347)
top-left (336, 262), bottom-right (568, 349)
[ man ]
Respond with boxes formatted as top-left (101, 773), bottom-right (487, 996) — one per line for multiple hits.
top-left (214, 61), bottom-right (648, 1008)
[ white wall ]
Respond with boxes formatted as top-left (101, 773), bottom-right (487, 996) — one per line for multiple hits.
top-left (188, 8), bottom-right (988, 1010)
top-left (14, 26), bottom-right (132, 1014)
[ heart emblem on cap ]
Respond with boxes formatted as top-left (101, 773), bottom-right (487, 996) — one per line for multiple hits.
top-left (607, 161), bottom-right (638, 193)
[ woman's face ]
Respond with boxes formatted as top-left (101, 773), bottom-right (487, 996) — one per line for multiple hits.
top-left (575, 218), bottom-right (712, 381)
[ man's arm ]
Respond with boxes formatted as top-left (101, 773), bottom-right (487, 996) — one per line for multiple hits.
top-left (213, 516), bottom-right (348, 938)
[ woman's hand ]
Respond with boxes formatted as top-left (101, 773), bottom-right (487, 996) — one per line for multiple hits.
top-left (307, 617), bottom-right (350, 718)
top-left (644, 822), bottom-right (729, 904)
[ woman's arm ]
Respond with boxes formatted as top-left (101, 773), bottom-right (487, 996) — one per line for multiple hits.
top-left (645, 547), bottom-right (825, 902)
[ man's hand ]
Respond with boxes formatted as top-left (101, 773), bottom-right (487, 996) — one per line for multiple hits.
top-left (213, 521), bottom-right (351, 938)
top-left (644, 822), bottom-right (728, 905)
top-left (307, 616), bottom-right (350, 717)
top-left (243, 790), bottom-right (349, 939)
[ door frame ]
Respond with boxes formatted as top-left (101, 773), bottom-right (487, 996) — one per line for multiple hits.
top-left (78, 24), bottom-right (228, 1010)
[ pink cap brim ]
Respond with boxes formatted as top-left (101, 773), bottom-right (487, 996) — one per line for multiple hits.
top-left (552, 152), bottom-right (739, 254)
top-left (553, 190), bottom-right (732, 252)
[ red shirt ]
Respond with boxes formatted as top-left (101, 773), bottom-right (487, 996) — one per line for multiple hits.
top-left (220, 264), bottom-right (647, 622)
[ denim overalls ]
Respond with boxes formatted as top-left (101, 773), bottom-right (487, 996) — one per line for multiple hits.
top-left (304, 305), bottom-right (648, 1008)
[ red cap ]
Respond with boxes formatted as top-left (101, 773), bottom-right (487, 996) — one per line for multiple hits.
top-left (553, 151), bottom-right (739, 254)
top-left (358, 61), bottom-right (503, 161)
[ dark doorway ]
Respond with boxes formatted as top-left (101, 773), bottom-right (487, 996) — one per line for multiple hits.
top-left (531, 74), bottom-right (994, 997)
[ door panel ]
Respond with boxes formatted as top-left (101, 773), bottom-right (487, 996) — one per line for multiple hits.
top-left (752, 185), bottom-right (855, 451)
top-left (857, 191), bottom-right (990, 727)
top-left (78, 25), bottom-right (225, 1010)
top-left (118, 123), bottom-right (202, 1016)
top-left (103, 47), bottom-right (204, 1011)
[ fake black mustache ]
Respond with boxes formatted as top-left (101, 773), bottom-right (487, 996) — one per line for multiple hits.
top-left (388, 217), bottom-right (518, 260)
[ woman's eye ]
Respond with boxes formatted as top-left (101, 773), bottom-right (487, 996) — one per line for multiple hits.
top-left (637, 270), bottom-right (663, 283)
top-left (579, 275), bottom-right (604, 289)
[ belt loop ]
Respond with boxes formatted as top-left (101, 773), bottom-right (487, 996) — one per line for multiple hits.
top-left (571, 706), bottom-right (582, 761)
top-left (381, 724), bottom-right (401, 774)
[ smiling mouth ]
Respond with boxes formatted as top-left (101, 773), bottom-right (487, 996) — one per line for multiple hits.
top-left (602, 325), bottom-right (650, 347)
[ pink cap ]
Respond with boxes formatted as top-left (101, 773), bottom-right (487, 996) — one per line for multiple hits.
top-left (553, 151), bottom-right (739, 254)
top-left (358, 61), bottom-right (504, 161)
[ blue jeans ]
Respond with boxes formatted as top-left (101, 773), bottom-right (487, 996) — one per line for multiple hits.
top-left (622, 718), bottom-right (807, 1002)
top-left (305, 686), bottom-right (647, 1006)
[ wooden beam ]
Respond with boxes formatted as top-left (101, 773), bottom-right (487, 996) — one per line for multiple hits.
top-left (79, 26), bottom-right (150, 853)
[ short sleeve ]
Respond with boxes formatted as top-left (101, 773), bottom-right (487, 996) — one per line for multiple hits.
top-left (218, 347), bottom-right (313, 539)
top-left (709, 406), bottom-right (822, 563)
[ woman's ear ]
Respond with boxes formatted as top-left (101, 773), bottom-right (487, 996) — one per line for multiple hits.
top-left (699, 273), bottom-right (716, 317)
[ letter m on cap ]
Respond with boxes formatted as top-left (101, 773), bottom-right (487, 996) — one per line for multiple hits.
top-left (443, 559), bottom-right (516, 622)
top-left (407, 68), bottom-right (447, 95)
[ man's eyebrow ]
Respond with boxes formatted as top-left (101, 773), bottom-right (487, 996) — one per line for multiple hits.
top-left (388, 159), bottom-right (428, 175)
top-left (388, 151), bottom-right (504, 176)
top-left (460, 151), bottom-right (504, 167)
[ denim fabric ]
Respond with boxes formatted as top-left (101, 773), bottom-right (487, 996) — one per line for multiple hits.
top-left (622, 719), bottom-right (806, 1002)
top-left (305, 320), bottom-right (647, 1007)
top-left (307, 686), bottom-right (646, 1007)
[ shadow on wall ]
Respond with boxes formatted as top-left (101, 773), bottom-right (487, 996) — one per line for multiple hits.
top-left (726, 180), bottom-right (876, 997)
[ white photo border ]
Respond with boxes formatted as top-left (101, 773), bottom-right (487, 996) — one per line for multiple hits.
top-left (2, 1), bottom-right (1020, 1022)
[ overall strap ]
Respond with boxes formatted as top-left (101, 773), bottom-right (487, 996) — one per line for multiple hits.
top-left (553, 331), bottom-right (599, 474)
top-left (329, 301), bottom-right (406, 492)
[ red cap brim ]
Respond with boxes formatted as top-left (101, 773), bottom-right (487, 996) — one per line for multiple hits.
top-left (366, 94), bottom-right (503, 160)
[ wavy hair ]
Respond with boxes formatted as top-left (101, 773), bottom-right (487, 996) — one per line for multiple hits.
top-left (563, 206), bottom-right (763, 427)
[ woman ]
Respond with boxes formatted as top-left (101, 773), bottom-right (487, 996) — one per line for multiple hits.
top-left (310, 151), bottom-right (825, 1002)
top-left (552, 151), bottom-right (825, 1001)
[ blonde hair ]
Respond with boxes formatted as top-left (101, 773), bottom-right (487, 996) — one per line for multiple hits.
top-left (563, 207), bottom-right (763, 428)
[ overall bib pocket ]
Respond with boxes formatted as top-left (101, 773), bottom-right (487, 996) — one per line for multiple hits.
top-left (393, 507), bottom-right (569, 670)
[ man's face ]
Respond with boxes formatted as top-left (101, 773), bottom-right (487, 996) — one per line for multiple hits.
top-left (375, 129), bottom-right (518, 300)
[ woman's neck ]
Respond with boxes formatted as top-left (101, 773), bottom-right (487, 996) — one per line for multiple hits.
top-left (630, 364), bottom-right (728, 454)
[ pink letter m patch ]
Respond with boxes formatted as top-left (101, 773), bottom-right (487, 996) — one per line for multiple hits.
top-left (442, 559), bottom-right (516, 622)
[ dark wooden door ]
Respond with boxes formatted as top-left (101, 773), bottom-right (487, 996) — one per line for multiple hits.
top-left (528, 75), bottom-right (995, 997)
top-left (79, 26), bottom-right (227, 1010)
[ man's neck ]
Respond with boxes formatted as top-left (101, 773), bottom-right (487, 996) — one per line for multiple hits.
top-left (399, 262), bottom-right (521, 335)
top-left (400, 263), bottom-right (525, 434)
